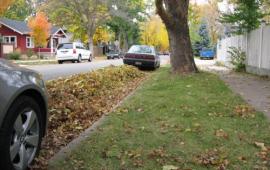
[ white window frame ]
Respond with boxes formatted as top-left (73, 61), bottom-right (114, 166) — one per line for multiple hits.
top-left (26, 37), bottom-right (34, 48)
top-left (2, 36), bottom-right (17, 48)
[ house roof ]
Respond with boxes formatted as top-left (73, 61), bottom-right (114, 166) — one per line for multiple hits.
top-left (0, 18), bottom-right (63, 36)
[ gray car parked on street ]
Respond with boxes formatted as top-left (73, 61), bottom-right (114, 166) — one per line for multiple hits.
top-left (0, 59), bottom-right (48, 170)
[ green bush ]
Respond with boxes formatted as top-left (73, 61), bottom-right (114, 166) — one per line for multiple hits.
top-left (7, 52), bottom-right (21, 60)
top-left (26, 49), bottom-right (34, 58)
top-left (228, 47), bottom-right (246, 72)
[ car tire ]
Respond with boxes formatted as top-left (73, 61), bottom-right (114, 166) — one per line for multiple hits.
top-left (77, 55), bottom-right (82, 63)
top-left (156, 63), bottom-right (160, 69)
top-left (88, 55), bottom-right (92, 62)
top-left (58, 60), bottom-right (63, 64)
top-left (0, 96), bottom-right (43, 170)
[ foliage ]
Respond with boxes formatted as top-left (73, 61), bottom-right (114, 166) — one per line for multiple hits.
top-left (7, 51), bottom-right (20, 60)
top-left (51, 67), bottom-right (270, 169)
top-left (0, 0), bottom-right (14, 15)
top-left (221, 0), bottom-right (265, 34)
top-left (106, 17), bottom-right (141, 51)
top-left (105, 0), bottom-right (146, 51)
top-left (189, 4), bottom-right (201, 45)
top-left (3, 0), bottom-right (33, 20)
top-left (44, 0), bottom-right (145, 53)
top-left (198, 0), bottom-right (221, 45)
top-left (28, 12), bottom-right (51, 48)
top-left (32, 66), bottom-right (146, 169)
top-left (44, 0), bottom-right (109, 53)
top-left (262, 0), bottom-right (270, 23)
top-left (93, 26), bottom-right (112, 45)
top-left (193, 22), bottom-right (211, 56)
top-left (198, 22), bottom-right (211, 48)
top-left (26, 49), bottom-right (35, 58)
top-left (140, 15), bottom-right (169, 52)
top-left (228, 46), bottom-right (246, 72)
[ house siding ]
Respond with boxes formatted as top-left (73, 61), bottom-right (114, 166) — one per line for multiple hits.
top-left (0, 24), bottom-right (28, 53)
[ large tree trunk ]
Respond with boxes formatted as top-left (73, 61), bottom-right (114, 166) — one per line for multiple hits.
top-left (123, 31), bottom-right (129, 52)
top-left (88, 36), bottom-right (94, 57)
top-left (156, 0), bottom-right (198, 74)
top-left (167, 22), bottom-right (198, 74)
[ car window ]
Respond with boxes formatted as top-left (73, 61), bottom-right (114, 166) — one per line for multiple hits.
top-left (128, 45), bottom-right (153, 54)
top-left (57, 43), bottom-right (73, 50)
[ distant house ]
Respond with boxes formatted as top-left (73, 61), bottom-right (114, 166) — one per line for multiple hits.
top-left (0, 18), bottom-right (67, 55)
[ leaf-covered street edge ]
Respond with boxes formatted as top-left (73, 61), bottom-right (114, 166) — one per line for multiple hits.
top-left (31, 65), bottom-right (147, 169)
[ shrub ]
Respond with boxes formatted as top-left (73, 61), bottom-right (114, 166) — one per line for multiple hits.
top-left (228, 47), bottom-right (246, 72)
top-left (26, 49), bottom-right (35, 58)
top-left (7, 52), bottom-right (21, 60)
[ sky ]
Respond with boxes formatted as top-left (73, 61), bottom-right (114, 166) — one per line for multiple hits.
top-left (191, 0), bottom-right (208, 5)
top-left (191, 0), bottom-right (231, 12)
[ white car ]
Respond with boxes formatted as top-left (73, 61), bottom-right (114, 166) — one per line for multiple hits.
top-left (56, 42), bottom-right (93, 64)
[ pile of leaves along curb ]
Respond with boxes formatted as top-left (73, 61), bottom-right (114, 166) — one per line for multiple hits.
top-left (32, 66), bottom-right (146, 169)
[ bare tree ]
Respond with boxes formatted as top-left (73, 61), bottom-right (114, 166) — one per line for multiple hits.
top-left (156, 0), bottom-right (198, 74)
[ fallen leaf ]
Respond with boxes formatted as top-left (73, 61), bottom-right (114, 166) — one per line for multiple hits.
top-left (163, 165), bottom-right (179, 170)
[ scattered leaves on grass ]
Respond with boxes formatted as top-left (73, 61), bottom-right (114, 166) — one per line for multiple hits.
top-left (215, 129), bottom-right (229, 140)
top-left (254, 141), bottom-right (270, 167)
top-left (148, 147), bottom-right (169, 165)
top-left (233, 105), bottom-right (256, 118)
top-left (194, 148), bottom-right (229, 169)
top-left (31, 66), bottom-right (146, 169)
top-left (163, 165), bottom-right (179, 170)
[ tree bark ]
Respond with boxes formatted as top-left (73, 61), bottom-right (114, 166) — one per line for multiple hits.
top-left (88, 35), bottom-right (94, 57)
top-left (156, 0), bottom-right (198, 74)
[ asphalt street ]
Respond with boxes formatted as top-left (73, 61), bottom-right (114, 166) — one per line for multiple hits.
top-left (27, 55), bottom-right (171, 81)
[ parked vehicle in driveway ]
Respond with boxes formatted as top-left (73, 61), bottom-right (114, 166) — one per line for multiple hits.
top-left (200, 48), bottom-right (215, 60)
top-left (56, 42), bottom-right (92, 64)
top-left (123, 45), bottom-right (160, 69)
top-left (0, 59), bottom-right (48, 170)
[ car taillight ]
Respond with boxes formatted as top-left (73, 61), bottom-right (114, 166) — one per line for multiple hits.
top-left (145, 55), bottom-right (155, 60)
top-left (73, 49), bottom-right (76, 54)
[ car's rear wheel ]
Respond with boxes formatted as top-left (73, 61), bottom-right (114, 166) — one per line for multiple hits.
top-left (88, 54), bottom-right (93, 62)
top-left (0, 96), bottom-right (43, 170)
top-left (58, 60), bottom-right (63, 64)
top-left (156, 62), bottom-right (160, 69)
top-left (77, 55), bottom-right (82, 63)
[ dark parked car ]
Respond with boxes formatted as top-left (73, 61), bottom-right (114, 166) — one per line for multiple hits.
top-left (123, 45), bottom-right (160, 69)
top-left (0, 59), bottom-right (48, 170)
top-left (106, 50), bottom-right (120, 59)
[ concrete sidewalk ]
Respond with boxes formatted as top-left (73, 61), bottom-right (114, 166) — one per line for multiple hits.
top-left (197, 60), bottom-right (270, 118)
top-left (221, 73), bottom-right (270, 118)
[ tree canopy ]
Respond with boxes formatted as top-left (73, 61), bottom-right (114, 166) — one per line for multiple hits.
top-left (140, 15), bottom-right (169, 52)
top-left (3, 0), bottom-right (33, 20)
top-left (28, 12), bottom-right (51, 48)
top-left (0, 0), bottom-right (14, 16)
top-left (221, 0), bottom-right (265, 34)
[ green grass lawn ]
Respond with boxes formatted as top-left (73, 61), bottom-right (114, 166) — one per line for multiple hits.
top-left (50, 67), bottom-right (270, 170)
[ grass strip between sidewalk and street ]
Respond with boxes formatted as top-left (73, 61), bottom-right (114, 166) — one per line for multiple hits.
top-left (50, 67), bottom-right (270, 170)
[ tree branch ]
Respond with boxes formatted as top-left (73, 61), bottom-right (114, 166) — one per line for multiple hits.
top-left (155, 0), bottom-right (171, 26)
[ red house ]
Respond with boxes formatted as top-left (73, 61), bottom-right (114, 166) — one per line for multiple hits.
top-left (0, 18), bottom-right (67, 55)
